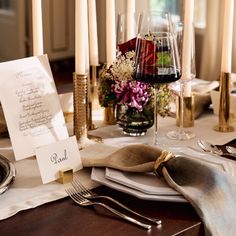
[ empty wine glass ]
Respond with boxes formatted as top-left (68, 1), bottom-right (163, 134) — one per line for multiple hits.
top-left (135, 31), bottom-right (181, 145)
top-left (116, 12), bottom-right (139, 45)
top-left (167, 22), bottom-right (196, 140)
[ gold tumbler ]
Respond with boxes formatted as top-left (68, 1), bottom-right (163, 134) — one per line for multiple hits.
top-left (214, 72), bottom-right (234, 132)
top-left (104, 106), bottom-right (116, 125)
top-left (176, 95), bottom-right (195, 127)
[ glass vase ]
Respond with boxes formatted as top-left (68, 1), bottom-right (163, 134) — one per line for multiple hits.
top-left (116, 103), bottom-right (154, 136)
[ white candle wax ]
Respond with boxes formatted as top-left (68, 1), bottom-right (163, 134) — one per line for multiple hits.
top-left (85, 0), bottom-right (90, 72)
top-left (88, 0), bottom-right (99, 66)
top-left (126, 0), bottom-right (135, 40)
top-left (75, 0), bottom-right (87, 74)
top-left (32, 0), bottom-right (43, 56)
top-left (106, 0), bottom-right (116, 65)
top-left (181, 0), bottom-right (194, 97)
top-left (221, 0), bottom-right (234, 73)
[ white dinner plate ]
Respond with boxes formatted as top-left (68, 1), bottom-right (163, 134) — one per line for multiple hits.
top-left (169, 147), bottom-right (236, 182)
top-left (105, 168), bottom-right (180, 195)
top-left (91, 167), bottom-right (187, 202)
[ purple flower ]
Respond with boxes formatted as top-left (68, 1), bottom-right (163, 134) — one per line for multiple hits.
top-left (113, 80), bottom-right (150, 112)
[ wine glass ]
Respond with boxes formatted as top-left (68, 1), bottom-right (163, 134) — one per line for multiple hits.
top-left (166, 22), bottom-right (196, 140)
top-left (116, 12), bottom-right (139, 45)
top-left (135, 31), bottom-right (181, 145)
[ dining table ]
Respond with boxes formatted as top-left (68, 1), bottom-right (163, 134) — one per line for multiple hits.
top-left (0, 109), bottom-right (236, 236)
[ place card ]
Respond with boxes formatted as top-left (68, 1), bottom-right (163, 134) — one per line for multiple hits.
top-left (35, 136), bottom-right (82, 184)
top-left (0, 55), bottom-right (69, 160)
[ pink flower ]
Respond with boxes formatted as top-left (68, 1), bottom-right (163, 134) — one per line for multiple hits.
top-left (113, 80), bottom-right (150, 112)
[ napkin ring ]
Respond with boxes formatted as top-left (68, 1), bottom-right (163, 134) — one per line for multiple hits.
top-left (153, 150), bottom-right (174, 177)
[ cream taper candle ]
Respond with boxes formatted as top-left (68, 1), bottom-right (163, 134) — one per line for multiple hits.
top-left (106, 0), bottom-right (116, 65)
top-left (221, 0), bottom-right (234, 73)
top-left (88, 0), bottom-right (99, 66)
top-left (75, 0), bottom-right (87, 74)
top-left (126, 0), bottom-right (135, 40)
top-left (32, 0), bottom-right (43, 56)
top-left (182, 0), bottom-right (194, 97)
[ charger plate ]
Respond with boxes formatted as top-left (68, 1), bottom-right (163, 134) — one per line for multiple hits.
top-left (0, 154), bottom-right (16, 195)
top-left (91, 167), bottom-right (186, 202)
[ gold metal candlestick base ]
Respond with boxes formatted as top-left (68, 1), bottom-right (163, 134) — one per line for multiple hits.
top-left (87, 101), bottom-right (96, 130)
top-left (176, 95), bottom-right (195, 127)
top-left (73, 73), bottom-right (103, 144)
top-left (73, 73), bottom-right (88, 141)
top-left (214, 72), bottom-right (234, 132)
top-left (87, 65), bottom-right (99, 130)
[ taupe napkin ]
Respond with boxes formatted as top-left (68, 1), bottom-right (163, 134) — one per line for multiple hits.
top-left (83, 144), bottom-right (236, 236)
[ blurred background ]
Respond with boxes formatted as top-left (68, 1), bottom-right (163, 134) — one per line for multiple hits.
top-left (0, 0), bottom-right (235, 86)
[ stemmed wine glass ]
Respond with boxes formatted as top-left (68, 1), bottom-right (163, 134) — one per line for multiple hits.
top-left (135, 30), bottom-right (181, 145)
top-left (116, 12), bottom-right (139, 45)
top-left (166, 22), bottom-right (196, 140)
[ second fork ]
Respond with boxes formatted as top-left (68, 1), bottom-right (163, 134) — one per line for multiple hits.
top-left (66, 186), bottom-right (152, 229)
top-left (72, 174), bottom-right (162, 225)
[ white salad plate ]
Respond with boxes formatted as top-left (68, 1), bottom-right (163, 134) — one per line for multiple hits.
top-left (91, 167), bottom-right (187, 202)
top-left (105, 168), bottom-right (180, 195)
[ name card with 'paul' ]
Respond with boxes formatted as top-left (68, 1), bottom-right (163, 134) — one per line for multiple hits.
top-left (35, 136), bottom-right (82, 184)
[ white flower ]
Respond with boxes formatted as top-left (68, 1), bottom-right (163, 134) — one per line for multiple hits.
top-left (110, 51), bottom-right (135, 82)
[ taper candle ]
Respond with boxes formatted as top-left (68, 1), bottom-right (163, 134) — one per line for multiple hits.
top-left (182, 0), bottom-right (194, 97)
top-left (32, 0), bottom-right (43, 56)
top-left (106, 0), bottom-right (116, 65)
top-left (221, 0), bottom-right (234, 73)
top-left (75, 0), bottom-right (87, 74)
top-left (88, 0), bottom-right (99, 66)
top-left (126, 0), bottom-right (135, 40)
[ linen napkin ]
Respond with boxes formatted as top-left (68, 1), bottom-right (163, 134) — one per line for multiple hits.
top-left (192, 80), bottom-right (219, 119)
top-left (82, 144), bottom-right (236, 236)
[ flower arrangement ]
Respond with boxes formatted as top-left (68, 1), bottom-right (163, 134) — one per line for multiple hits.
top-left (98, 46), bottom-right (172, 117)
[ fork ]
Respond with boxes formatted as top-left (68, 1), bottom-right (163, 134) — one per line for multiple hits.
top-left (65, 187), bottom-right (152, 230)
top-left (72, 174), bottom-right (162, 225)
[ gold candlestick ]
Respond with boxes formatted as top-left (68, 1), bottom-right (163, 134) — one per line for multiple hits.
top-left (73, 73), bottom-right (88, 141)
top-left (87, 65), bottom-right (99, 130)
top-left (214, 72), bottom-right (234, 132)
top-left (86, 69), bottom-right (94, 130)
top-left (73, 72), bottom-right (102, 144)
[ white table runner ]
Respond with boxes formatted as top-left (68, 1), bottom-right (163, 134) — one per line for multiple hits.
top-left (0, 114), bottom-right (236, 220)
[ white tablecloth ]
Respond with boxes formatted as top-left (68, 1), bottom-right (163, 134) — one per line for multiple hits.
top-left (0, 113), bottom-right (236, 220)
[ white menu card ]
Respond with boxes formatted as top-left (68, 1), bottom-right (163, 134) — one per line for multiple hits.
top-left (0, 55), bottom-right (69, 160)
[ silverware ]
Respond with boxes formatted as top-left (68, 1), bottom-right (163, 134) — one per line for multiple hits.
top-left (65, 186), bottom-right (152, 230)
top-left (197, 140), bottom-right (236, 159)
top-left (226, 146), bottom-right (236, 156)
top-left (71, 174), bottom-right (161, 225)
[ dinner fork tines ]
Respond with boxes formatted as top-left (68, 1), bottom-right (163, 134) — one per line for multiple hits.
top-left (72, 174), bottom-right (162, 225)
top-left (65, 187), bottom-right (151, 230)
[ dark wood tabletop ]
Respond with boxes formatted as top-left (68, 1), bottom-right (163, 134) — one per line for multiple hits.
top-left (0, 185), bottom-right (204, 236)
